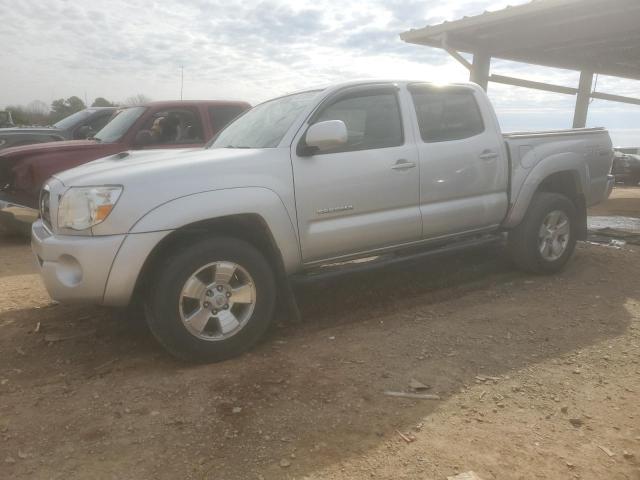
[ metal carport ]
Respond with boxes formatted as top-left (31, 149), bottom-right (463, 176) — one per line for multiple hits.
top-left (400, 0), bottom-right (640, 128)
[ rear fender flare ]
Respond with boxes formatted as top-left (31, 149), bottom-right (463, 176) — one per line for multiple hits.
top-left (504, 152), bottom-right (587, 228)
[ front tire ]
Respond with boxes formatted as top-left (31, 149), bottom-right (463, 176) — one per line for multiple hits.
top-left (145, 236), bottom-right (276, 362)
top-left (508, 192), bottom-right (578, 274)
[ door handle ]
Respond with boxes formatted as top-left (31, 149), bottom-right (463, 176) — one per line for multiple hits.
top-left (479, 150), bottom-right (499, 161)
top-left (392, 159), bottom-right (416, 171)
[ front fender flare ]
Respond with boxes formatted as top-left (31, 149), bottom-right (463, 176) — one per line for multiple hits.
top-left (129, 187), bottom-right (301, 273)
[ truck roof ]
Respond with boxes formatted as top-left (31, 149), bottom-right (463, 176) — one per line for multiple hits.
top-left (136, 100), bottom-right (251, 109)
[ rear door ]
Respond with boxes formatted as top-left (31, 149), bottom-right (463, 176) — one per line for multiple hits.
top-left (408, 84), bottom-right (508, 239)
top-left (291, 84), bottom-right (421, 264)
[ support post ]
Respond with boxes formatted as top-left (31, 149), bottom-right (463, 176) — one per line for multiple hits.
top-left (573, 70), bottom-right (593, 128)
top-left (470, 51), bottom-right (491, 91)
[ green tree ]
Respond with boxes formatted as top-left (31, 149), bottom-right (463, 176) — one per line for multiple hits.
top-left (50, 96), bottom-right (86, 122)
top-left (91, 97), bottom-right (116, 107)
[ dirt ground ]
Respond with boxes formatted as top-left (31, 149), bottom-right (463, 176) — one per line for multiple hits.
top-left (1, 188), bottom-right (639, 480)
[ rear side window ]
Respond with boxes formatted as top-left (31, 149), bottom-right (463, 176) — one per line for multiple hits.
top-left (313, 90), bottom-right (403, 153)
top-left (209, 105), bottom-right (247, 134)
top-left (410, 86), bottom-right (484, 143)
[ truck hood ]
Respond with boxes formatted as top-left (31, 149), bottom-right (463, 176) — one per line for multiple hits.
top-left (0, 139), bottom-right (100, 160)
top-left (0, 126), bottom-right (62, 137)
top-left (55, 147), bottom-right (206, 185)
top-left (56, 145), bottom-right (274, 184)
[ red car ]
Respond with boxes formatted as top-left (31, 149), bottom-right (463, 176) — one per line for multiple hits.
top-left (0, 100), bottom-right (250, 233)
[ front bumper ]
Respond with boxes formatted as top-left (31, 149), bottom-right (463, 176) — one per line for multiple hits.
top-left (0, 197), bottom-right (38, 232)
top-left (31, 219), bottom-right (171, 306)
top-left (31, 220), bottom-right (126, 304)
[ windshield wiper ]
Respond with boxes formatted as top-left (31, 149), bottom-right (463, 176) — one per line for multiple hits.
top-left (224, 145), bottom-right (251, 149)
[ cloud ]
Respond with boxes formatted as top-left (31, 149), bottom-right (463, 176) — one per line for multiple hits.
top-left (1, 0), bottom-right (639, 145)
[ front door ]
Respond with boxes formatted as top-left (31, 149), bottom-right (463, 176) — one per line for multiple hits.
top-left (291, 85), bottom-right (421, 264)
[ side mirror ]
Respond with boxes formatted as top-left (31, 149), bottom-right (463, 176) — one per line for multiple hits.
top-left (302, 120), bottom-right (348, 155)
top-left (134, 130), bottom-right (153, 147)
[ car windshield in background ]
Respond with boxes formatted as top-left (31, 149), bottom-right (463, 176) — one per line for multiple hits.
top-left (93, 107), bottom-right (146, 143)
top-left (210, 90), bottom-right (320, 149)
top-left (53, 109), bottom-right (94, 130)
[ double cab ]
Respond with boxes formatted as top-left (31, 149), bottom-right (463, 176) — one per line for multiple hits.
top-left (31, 80), bottom-right (615, 362)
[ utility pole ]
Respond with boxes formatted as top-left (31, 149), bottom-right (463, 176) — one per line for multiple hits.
top-left (180, 65), bottom-right (184, 100)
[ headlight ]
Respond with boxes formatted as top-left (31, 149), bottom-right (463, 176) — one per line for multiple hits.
top-left (58, 186), bottom-right (123, 231)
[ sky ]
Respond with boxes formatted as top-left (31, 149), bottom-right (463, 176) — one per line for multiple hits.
top-left (1, 0), bottom-right (640, 145)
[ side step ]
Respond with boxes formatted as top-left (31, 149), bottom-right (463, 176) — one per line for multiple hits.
top-left (291, 233), bottom-right (505, 284)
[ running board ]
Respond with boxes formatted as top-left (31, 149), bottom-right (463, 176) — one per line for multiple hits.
top-left (291, 234), bottom-right (505, 284)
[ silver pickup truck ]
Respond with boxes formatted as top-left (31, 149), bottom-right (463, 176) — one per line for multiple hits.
top-left (31, 80), bottom-right (615, 362)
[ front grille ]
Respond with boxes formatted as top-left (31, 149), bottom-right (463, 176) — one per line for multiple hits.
top-left (39, 186), bottom-right (51, 228)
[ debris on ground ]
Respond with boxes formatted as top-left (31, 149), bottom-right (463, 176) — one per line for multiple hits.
top-left (395, 430), bottom-right (416, 443)
top-left (384, 391), bottom-right (441, 400)
top-left (598, 445), bottom-right (615, 457)
top-left (447, 471), bottom-right (483, 480)
top-left (43, 329), bottom-right (96, 343)
top-left (408, 378), bottom-right (431, 391)
top-left (569, 418), bottom-right (584, 427)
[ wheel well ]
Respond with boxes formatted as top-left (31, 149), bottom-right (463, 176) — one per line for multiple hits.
top-left (133, 214), bottom-right (286, 301)
top-left (536, 170), bottom-right (587, 240)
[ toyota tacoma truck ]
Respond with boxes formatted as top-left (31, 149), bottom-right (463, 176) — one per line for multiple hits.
top-left (1, 100), bottom-right (250, 233)
top-left (31, 80), bottom-right (615, 362)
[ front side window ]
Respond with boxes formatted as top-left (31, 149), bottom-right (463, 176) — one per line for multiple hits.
top-left (410, 86), bottom-right (485, 143)
top-left (136, 108), bottom-right (204, 145)
top-left (312, 90), bottom-right (403, 153)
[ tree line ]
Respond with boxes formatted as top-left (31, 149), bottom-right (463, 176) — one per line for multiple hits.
top-left (4, 94), bottom-right (151, 126)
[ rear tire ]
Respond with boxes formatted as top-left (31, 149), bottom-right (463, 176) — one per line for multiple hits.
top-left (508, 192), bottom-right (578, 274)
top-left (145, 236), bottom-right (276, 362)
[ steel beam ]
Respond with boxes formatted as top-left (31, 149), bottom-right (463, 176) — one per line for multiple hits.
top-left (573, 70), bottom-right (593, 128)
top-left (470, 52), bottom-right (491, 91)
top-left (590, 91), bottom-right (640, 107)
top-left (490, 74), bottom-right (578, 95)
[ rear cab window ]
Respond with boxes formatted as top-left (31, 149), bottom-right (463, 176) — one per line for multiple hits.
top-left (409, 85), bottom-right (485, 143)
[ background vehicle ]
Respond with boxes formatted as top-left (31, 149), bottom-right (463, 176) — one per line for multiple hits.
top-left (612, 150), bottom-right (640, 185)
top-left (0, 110), bottom-right (14, 128)
top-left (31, 80), bottom-right (614, 362)
top-left (0, 107), bottom-right (116, 150)
top-left (0, 100), bottom-right (250, 233)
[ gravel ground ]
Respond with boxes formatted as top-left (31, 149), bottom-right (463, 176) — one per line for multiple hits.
top-left (0, 187), bottom-right (639, 480)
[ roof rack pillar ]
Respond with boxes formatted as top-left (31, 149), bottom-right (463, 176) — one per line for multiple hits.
top-left (470, 51), bottom-right (491, 91)
top-left (573, 70), bottom-right (593, 128)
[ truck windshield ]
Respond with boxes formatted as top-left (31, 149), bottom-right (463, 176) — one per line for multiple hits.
top-left (53, 110), bottom-right (94, 130)
top-left (93, 107), bottom-right (146, 143)
top-left (209, 90), bottom-right (320, 149)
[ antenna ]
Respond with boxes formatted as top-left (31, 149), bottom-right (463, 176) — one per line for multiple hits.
top-left (180, 65), bottom-right (184, 100)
